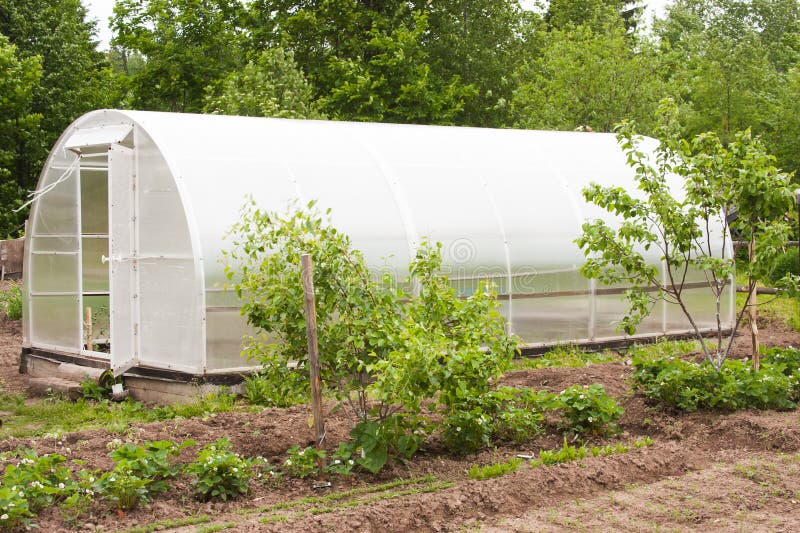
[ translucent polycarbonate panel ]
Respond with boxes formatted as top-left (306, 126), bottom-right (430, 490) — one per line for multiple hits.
top-left (136, 132), bottom-right (192, 257)
top-left (31, 236), bottom-right (77, 253)
top-left (395, 166), bottom-right (507, 275)
top-left (666, 287), bottom-right (730, 332)
top-left (205, 290), bottom-right (241, 308)
top-left (109, 145), bottom-right (138, 374)
top-left (510, 269), bottom-right (586, 339)
top-left (80, 167), bottom-right (109, 235)
top-left (450, 275), bottom-right (509, 298)
top-left (30, 295), bottom-right (80, 350)
top-left (137, 258), bottom-right (202, 371)
top-left (205, 311), bottom-right (258, 370)
top-left (83, 294), bottom-right (110, 343)
top-left (512, 296), bottom-right (590, 343)
top-left (484, 168), bottom-right (585, 274)
top-left (188, 160), bottom-right (298, 287)
top-left (593, 293), bottom-right (665, 339)
top-left (30, 253), bottom-right (79, 293)
top-left (82, 237), bottom-right (109, 292)
top-left (291, 163), bottom-right (411, 277)
top-left (512, 269), bottom-right (587, 296)
top-left (32, 164), bottom-right (79, 236)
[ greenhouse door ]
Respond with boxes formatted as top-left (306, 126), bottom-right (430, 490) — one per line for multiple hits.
top-left (108, 145), bottom-right (139, 374)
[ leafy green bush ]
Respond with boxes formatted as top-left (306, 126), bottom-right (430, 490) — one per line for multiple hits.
top-left (281, 445), bottom-right (326, 479)
top-left (94, 467), bottom-right (149, 511)
top-left (2, 450), bottom-right (75, 513)
top-left (184, 438), bottom-right (253, 501)
top-left (441, 387), bottom-right (546, 455)
top-left (468, 457), bottom-right (522, 480)
top-left (109, 440), bottom-right (192, 493)
top-left (95, 439), bottom-right (193, 510)
top-left (0, 282), bottom-right (21, 321)
top-left (520, 345), bottom-right (620, 369)
top-left (225, 203), bottom-right (518, 464)
top-left (632, 348), bottom-right (800, 411)
top-left (550, 384), bottom-right (623, 436)
top-left (242, 371), bottom-right (304, 407)
top-left (0, 484), bottom-right (33, 529)
top-left (442, 404), bottom-right (494, 455)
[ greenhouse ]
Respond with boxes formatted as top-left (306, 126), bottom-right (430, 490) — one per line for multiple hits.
top-left (20, 110), bottom-right (734, 395)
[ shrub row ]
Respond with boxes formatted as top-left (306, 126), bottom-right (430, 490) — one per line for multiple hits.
top-left (0, 438), bottom-right (265, 529)
top-left (632, 347), bottom-right (800, 411)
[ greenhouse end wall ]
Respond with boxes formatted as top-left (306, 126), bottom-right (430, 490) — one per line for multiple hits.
top-left (21, 109), bottom-right (735, 383)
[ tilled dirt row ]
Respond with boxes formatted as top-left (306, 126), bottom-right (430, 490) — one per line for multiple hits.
top-left (1, 295), bottom-right (800, 532)
top-left (167, 410), bottom-right (800, 533)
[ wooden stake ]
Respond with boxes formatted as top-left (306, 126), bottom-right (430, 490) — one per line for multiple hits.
top-left (84, 306), bottom-right (93, 351)
top-left (301, 254), bottom-right (326, 476)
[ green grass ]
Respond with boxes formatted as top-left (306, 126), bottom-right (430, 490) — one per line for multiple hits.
top-left (625, 339), bottom-right (700, 362)
top-left (0, 389), bottom-right (241, 439)
top-left (513, 344), bottom-right (621, 370)
top-left (236, 475), bottom-right (438, 516)
top-left (119, 514), bottom-right (211, 533)
top-left (195, 523), bottom-right (236, 533)
top-left (257, 480), bottom-right (453, 523)
top-left (757, 295), bottom-right (800, 332)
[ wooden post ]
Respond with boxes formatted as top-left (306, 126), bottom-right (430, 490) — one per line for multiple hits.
top-left (84, 307), bottom-right (93, 351)
top-left (301, 254), bottom-right (326, 476)
top-left (748, 233), bottom-right (760, 371)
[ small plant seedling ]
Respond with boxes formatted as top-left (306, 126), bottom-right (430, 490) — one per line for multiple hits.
top-left (468, 457), bottom-right (523, 480)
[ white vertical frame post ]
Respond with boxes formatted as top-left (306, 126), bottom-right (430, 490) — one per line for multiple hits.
top-left (76, 155), bottom-right (84, 351)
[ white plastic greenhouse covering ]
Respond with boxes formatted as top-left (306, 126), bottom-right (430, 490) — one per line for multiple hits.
top-left (22, 110), bottom-right (735, 377)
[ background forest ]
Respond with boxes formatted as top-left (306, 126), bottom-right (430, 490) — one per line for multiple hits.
top-left (1, 0), bottom-right (799, 238)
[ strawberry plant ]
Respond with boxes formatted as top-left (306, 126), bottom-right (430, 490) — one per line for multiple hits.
top-left (632, 348), bottom-right (800, 411)
top-left (2, 450), bottom-right (75, 512)
top-left (94, 467), bottom-right (149, 511)
top-left (282, 445), bottom-right (325, 479)
top-left (109, 439), bottom-right (193, 494)
top-left (551, 384), bottom-right (623, 436)
top-left (184, 438), bottom-right (253, 501)
top-left (0, 484), bottom-right (33, 529)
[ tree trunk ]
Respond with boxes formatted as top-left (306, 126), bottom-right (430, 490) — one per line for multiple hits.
top-left (749, 233), bottom-right (759, 371)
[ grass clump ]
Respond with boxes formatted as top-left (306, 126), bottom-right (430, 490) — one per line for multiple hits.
top-left (468, 457), bottom-right (523, 480)
top-left (0, 388), bottom-right (240, 440)
top-left (515, 345), bottom-right (620, 369)
top-left (626, 339), bottom-right (700, 361)
top-left (0, 282), bottom-right (22, 320)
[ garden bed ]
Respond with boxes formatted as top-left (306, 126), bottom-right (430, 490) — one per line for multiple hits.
top-left (0, 286), bottom-right (799, 532)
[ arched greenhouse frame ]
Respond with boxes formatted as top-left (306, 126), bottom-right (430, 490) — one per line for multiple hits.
top-left (20, 110), bottom-right (735, 400)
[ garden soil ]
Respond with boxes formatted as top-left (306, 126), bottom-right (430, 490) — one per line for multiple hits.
top-left (1, 284), bottom-right (799, 532)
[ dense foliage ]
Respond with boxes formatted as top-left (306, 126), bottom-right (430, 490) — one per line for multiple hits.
top-left (577, 100), bottom-right (797, 370)
top-left (2, 0), bottom-right (800, 235)
top-left (224, 202), bottom-right (518, 465)
top-left (632, 347), bottom-right (800, 411)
